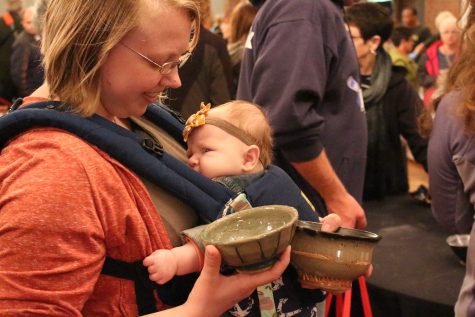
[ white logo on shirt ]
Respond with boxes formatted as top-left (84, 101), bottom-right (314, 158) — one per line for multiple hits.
top-left (245, 31), bottom-right (254, 50)
top-left (347, 76), bottom-right (365, 112)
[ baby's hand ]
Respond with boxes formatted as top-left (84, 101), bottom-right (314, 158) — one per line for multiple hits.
top-left (143, 249), bottom-right (178, 285)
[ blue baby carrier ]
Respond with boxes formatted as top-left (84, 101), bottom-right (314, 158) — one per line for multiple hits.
top-left (0, 100), bottom-right (319, 314)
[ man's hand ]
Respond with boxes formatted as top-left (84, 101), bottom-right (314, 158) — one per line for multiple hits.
top-left (326, 192), bottom-right (367, 229)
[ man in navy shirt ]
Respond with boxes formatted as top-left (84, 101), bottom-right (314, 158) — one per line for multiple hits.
top-left (237, 0), bottom-right (367, 229)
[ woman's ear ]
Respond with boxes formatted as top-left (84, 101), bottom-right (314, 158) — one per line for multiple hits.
top-left (369, 35), bottom-right (382, 53)
top-left (242, 145), bottom-right (261, 173)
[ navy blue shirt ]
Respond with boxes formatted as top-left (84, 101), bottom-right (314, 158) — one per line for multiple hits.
top-left (237, 0), bottom-right (367, 210)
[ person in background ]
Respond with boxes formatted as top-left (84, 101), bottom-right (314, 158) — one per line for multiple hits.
top-left (345, 3), bottom-right (427, 201)
top-left (389, 26), bottom-right (419, 90)
top-left (31, 0), bottom-right (50, 36)
top-left (10, 6), bottom-right (44, 97)
top-left (226, 0), bottom-right (257, 96)
top-left (165, 0), bottom-right (233, 119)
top-left (237, 0), bottom-right (367, 229)
top-left (217, 0), bottom-right (242, 39)
top-left (0, 0), bottom-right (23, 103)
top-left (401, 6), bottom-right (432, 60)
top-left (428, 2), bottom-right (475, 315)
top-left (418, 11), bottom-right (461, 107)
top-left (0, 0), bottom-right (291, 315)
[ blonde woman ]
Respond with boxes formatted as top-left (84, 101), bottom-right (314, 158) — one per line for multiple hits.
top-left (418, 12), bottom-right (461, 106)
top-left (227, 1), bottom-right (257, 95)
top-left (0, 0), bottom-right (291, 316)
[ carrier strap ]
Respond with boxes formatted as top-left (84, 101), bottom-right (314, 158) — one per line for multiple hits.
top-left (102, 256), bottom-right (197, 314)
top-left (1, 100), bottom-right (234, 223)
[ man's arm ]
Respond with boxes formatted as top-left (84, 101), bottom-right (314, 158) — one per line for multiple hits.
top-left (291, 150), bottom-right (367, 229)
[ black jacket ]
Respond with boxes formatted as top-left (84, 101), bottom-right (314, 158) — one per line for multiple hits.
top-left (364, 66), bottom-right (427, 200)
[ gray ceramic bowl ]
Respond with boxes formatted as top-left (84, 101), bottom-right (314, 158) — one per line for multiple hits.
top-left (200, 205), bottom-right (298, 272)
top-left (291, 220), bottom-right (381, 293)
top-left (447, 234), bottom-right (470, 264)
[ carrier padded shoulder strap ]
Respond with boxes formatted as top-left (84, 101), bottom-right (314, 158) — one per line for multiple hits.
top-left (0, 100), bottom-right (233, 222)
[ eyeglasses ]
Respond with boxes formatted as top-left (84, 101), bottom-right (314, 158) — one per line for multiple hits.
top-left (120, 42), bottom-right (191, 75)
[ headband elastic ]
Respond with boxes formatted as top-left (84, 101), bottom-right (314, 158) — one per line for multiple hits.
top-left (183, 102), bottom-right (257, 146)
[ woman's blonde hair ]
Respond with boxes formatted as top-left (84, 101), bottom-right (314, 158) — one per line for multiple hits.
top-left (42, 0), bottom-right (199, 116)
top-left (210, 100), bottom-right (273, 167)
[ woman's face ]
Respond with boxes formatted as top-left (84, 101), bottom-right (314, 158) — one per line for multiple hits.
top-left (99, 4), bottom-right (193, 119)
top-left (439, 21), bottom-right (461, 48)
top-left (348, 25), bottom-right (372, 61)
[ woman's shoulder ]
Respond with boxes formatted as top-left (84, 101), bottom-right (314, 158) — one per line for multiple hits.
top-left (432, 91), bottom-right (467, 144)
top-left (5, 127), bottom-right (118, 171)
top-left (437, 91), bottom-right (463, 115)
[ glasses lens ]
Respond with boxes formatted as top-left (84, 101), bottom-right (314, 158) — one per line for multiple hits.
top-left (160, 62), bottom-right (179, 75)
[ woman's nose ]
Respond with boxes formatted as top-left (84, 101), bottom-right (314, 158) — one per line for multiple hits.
top-left (161, 68), bottom-right (182, 89)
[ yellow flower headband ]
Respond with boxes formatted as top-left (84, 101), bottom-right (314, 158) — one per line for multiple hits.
top-left (183, 102), bottom-right (257, 146)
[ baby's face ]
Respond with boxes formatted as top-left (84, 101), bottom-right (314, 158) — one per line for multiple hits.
top-left (186, 124), bottom-right (249, 179)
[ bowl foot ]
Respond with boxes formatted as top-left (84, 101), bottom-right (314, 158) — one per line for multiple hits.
top-left (298, 272), bottom-right (352, 293)
top-left (235, 258), bottom-right (277, 273)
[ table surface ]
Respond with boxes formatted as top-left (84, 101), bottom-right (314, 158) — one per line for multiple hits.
top-left (363, 194), bottom-right (465, 315)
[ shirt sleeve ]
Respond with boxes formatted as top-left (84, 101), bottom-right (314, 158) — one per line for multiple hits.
top-left (242, 19), bottom-right (330, 162)
top-left (0, 134), bottom-right (106, 316)
top-left (396, 80), bottom-right (428, 170)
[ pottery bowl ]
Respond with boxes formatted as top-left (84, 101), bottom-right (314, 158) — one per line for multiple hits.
top-left (200, 205), bottom-right (298, 272)
top-left (447, 234), bottom-right (470, 264)
top-left (291, 220), bottom-right (381, 293)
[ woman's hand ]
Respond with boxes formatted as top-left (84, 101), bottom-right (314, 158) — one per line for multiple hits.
top-left (183, 245), bottom-right (290, 317)
top-left (319, 213), bottom-right (341, 232)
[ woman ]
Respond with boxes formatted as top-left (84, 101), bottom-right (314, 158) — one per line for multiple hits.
top-left (428, 2), bottom-right (475, 316)
top-left (418, 11), bottom-right (461, 107)
top-left (0, 0), bottom-right (293, 315)
top-left (226, 0), bottom-right (257, 96)
top-left (345, 3), bottom-right (428, 200)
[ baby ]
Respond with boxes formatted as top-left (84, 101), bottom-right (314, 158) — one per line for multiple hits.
top-left (144, 100), bottom-right (339, 316)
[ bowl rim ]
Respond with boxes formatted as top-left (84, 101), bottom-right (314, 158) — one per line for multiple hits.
top-left (446, 234), bottom-right (470, 247)
top-left (296, 220), bottom-right (382, 242)
top-left (200, 205), bottom-right (299, 246)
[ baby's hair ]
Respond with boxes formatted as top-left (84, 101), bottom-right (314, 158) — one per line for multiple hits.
top-left (209, 100), bottom-right (273, 167)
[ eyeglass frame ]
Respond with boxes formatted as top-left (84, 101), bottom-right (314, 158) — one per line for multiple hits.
top-left (120, 42), bottom-right (191, 75)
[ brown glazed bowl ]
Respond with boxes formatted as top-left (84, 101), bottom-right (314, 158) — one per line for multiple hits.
top-left (291, 220), bottom-right (381, 293)
top-left (200, 205), bottom-right (298, 272)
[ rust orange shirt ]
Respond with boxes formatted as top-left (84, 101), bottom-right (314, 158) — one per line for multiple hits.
top-left (0, 128), bottom-right (172, 316)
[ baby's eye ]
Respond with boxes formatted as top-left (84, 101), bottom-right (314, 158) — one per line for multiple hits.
top-left (201, 147), bottom-right (211, 153)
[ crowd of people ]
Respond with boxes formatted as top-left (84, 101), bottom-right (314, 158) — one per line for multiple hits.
top-left (0, 0), bottom-right (474, 316)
